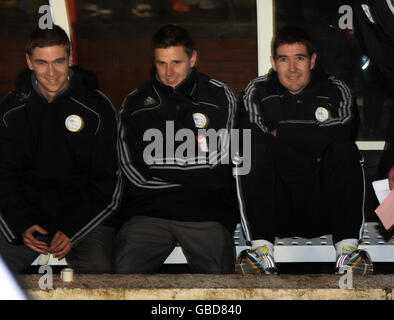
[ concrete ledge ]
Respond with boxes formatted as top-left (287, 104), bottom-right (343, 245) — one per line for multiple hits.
top-left (19, 274), bottom-right (394, 300)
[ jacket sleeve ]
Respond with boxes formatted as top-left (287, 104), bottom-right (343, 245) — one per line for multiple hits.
top-left (0, 97), bottom-right (37, 242)
top-left (240, 76), bottom-right (281, 144)
top-left (120, 83), bottom-right (237, 192)
top-left (58, 94), bottom-right (123, 245)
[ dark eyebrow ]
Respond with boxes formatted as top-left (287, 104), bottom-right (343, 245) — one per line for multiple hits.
top-left (277, 53), bottom-right (308, 59)
top-left (34, 59), bottom-right (48, 64)
top-left (34, 57), bottom-right (67, 64)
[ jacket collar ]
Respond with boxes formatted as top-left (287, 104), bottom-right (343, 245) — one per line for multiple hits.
top-left (153, 68), bottom-right (198, 97)
top-left (14, 66), bottom-right (99, 103)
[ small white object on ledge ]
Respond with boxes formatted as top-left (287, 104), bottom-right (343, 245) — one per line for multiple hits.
top-left (60, 268), bottom-right (74, 282)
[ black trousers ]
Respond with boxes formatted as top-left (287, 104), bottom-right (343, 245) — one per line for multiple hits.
top-left (238, 138), bottom-right (365, 244)
top-left (114, 216), bottom-right (235, 274)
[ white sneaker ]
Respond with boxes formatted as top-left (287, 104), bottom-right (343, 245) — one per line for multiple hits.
top-left (335, 249), bottom-right (373, 275)
top-left (237, 246), bottom-right (277, 275)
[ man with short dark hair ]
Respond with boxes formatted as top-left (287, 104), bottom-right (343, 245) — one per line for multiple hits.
top-left (237, 26), bottom-right (372, 275)
top-left (0, 25), bottom-right (123, 273)
top-left (115, 24), bottom-right (238, 274)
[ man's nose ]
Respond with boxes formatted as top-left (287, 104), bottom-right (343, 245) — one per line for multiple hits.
top-left (47, 64), bottom-right (56, 76)
top-left (288, 59), bottom-right (296, 72)
top-left (166, 65), bottom-right (174, 76)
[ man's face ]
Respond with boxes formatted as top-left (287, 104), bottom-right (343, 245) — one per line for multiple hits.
top-left (154, 45), bottom-right (197, 88)
top-left (271, 43), bottom-right (317, 95)
top-left (26, 45), bottom-right (72, 101)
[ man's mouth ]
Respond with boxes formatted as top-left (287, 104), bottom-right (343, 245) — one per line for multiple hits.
top-left (166, 77), bottom-right (177, 84)
top-left (46, 78), bottom-right (59, 85)
top-left (287, 74), bottom-right (299, 80)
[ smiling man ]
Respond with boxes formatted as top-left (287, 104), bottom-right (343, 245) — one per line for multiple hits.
top-left (271, 42), bottom-right (316, 95)
top-left (154, 45), bottom-right (197, 89)
top-left (116, 24), bottom-right (238, 274)
top-left (0, 25), bottom-right (122, 274)
top-left (237, 26), bottom-right (372, 275)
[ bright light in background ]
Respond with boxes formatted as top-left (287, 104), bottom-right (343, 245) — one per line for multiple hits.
top-left (0, 256), bottom-right (27, 300)
top-left (361, 56), bottom-right (370, 70)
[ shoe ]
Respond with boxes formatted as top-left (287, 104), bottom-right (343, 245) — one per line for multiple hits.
top-left (335, 249), bottom-right (373, 275)
top-left (132, 4), bottom-right (153, 17)
top-left (236, 247), bottom-right (277, 275)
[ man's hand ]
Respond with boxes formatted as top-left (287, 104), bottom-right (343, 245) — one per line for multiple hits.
top-left (389, 166), bottom-right (394, 190)
top-left (48, 231), bottom-right (72, 260)
top-left (22, 225), bottom-right (49, 254)
top-left (271, 129), bottom-right (278, 137)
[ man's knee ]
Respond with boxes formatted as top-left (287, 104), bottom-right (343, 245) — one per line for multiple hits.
top-left (67, 226), bottom-right (115, 274)
top-left (67, 249), bottom-right (112, 273)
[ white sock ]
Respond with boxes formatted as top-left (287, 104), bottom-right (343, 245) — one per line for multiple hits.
top-left (335, 238), bottom-right (359, 257)
top-left (251, 239), bottom-right (274, 256)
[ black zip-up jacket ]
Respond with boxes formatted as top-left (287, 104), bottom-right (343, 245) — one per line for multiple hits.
top-left (240, 66), bottom-right (358, 159)
top-left (118, 69), bottom-right (239, 232)
top-left (0, 66), bottom-right (123, 245)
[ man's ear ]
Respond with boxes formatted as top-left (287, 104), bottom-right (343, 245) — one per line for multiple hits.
top-left (310, 52), bottom-right (317, 70)
top-left (270, 56), bottom-right (277, 72)
top-left (26, 53), bottom-right (33, 70)
top-left (68, 48), bottom-right (73, 66)
top-left (190, 50), bottom-right (198, 68)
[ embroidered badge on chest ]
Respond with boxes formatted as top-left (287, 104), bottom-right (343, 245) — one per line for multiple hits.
top-left (65, 115), bottom-right (84, 132)
top-left (193, 113), bottom-right (209, 129)
top-left (315, 107), bottom-right (331, 122)
top-left (144, 96), bottom-right (157, 106)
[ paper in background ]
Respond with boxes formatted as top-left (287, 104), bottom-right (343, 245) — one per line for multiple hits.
top-left (373, 178), bottom-right (394, 230)
top-left (372, 179), bottom-right (391, 204)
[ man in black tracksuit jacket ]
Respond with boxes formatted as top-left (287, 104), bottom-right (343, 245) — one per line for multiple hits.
top-left (115, 24), bottom-right (239, 274)
top-left (0, 26), bottom-right (122, 273)
top-left (237, 27), bottom-right (369, 274)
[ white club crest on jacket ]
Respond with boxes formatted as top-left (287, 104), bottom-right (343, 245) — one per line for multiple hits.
top-left (65, 115), bottom-right (84, 132)
top-left (315, 107), bottom-right (331, 122)
top-left (193, 112), bottom-right (209, 128)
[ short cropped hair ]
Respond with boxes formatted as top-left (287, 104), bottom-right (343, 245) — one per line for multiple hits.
top-left (272, 26), bottom-right (315, 58)
top-left (26, 25), bottom-right (71, 56)
top-left (152, 24), bottom-right (194, 57)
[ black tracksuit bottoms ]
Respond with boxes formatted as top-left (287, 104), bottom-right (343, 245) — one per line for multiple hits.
top-left (238, 137), bottom-right (365, 244)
